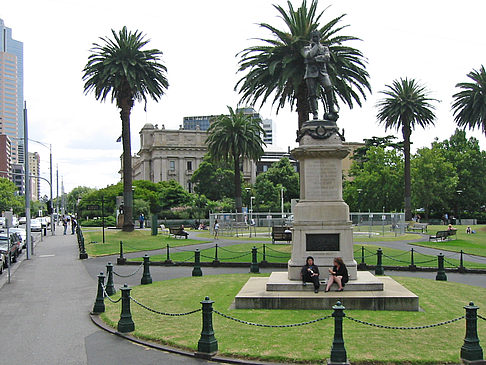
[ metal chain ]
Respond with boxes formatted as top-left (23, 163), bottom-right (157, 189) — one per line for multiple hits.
top-left (346, 315), bottom-right (464, 330)
top-left (101, 284), bottom-right (122, 303)
top-left (218, 246), bottom-right (249, 254)
top-left (264, 253), bottom-right (290, 259)
top-left (213, 309), bottom-right (332, 328)
top-left (443, 258), bottom-right (458, 267)
top-left (264, 246), bottom-right (290, 254)
top-left (381, 254), bottom-right (410, 264)
top-left (478, 314), bottom-right (486, 321)
top-left (412, 258), bottom-right (438, 265)
top-left (113, 263), bottom-right (144, 278)
top-left (129, 295), bottom-right (201, 316)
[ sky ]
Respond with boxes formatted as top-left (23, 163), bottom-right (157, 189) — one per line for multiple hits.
top-left (2, 0), bottom-right (486, 197)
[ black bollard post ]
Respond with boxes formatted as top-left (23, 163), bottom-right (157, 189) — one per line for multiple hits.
top-left (328, 301), bottom-right (350, 365)
top-left (436, 253), bottom-right (447, 281)
top-left (195, 296), bottom-right (218, 358)
top-left (461, 302), bottom-right (484, 363)
top-left (117, 284), bottom-right (135, 333)
top-left (164, 244), bottom-right (173, 264)
top-left (250, 246), bottom-right (260, 273)
top-left (357, 246), bottom-right (366, 270)
top-left (79, 235), bottom-right (88, 260)
top-left (375, 248), bottom-right (384, 275)
top-left (212, 244), bottom-right (220, 265)
top-left (192, 249), bottom-right (203, 277)
top-left (459, 250), bottom-right (466, 273)
top-left (92, 272), bottom-right (106, 314)
top-left (105, 262), bottom-right (116, 296)
top-left (409, 248), bottom-right (416, 271)
top-left (117, 240), bottom-right (126, 265)
top-left (141, 255), bottom-right (152, 285)
top-left (261, 244), bottom-right (267, 264)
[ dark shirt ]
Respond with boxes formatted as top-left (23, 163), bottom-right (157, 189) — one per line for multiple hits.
top-left (301, 264), bottom-right (320, 277)
top-left (332, 264), bottom-right (349, 283)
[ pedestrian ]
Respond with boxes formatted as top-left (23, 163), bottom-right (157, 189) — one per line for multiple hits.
top-left (301, 256), bottom-right (320, 293)
top-left (139, 214), bottom-right (144, 229)
top-left (62, 216), bottom-right (68, 235)
top-left (71, 216), bottom-right (77, 235)
top-left (466, 226), bottom-right (472, 234)
top-left (213, 219), bottom-right (220, 239)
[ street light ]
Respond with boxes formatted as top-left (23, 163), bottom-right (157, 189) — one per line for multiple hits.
top-left (357, 188), bottom-right (363, 213)
top-left (456, 189), bottom-right (463, 225)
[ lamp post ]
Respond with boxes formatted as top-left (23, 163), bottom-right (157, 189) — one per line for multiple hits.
top-left (357, 188), bottom-right (363, 213)
top-left (280, 186), bottom-right (284, 218)
top-left (456, 189), bottom-right (463, 225)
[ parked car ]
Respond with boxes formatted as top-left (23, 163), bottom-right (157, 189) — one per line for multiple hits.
top-left (0, 217), bottom-right (5, 228)
top-left (0, 253), bottom-right (5, 273)
top-left (19, 217), bottom-right (26, 225)
top-left (9, 228), bottom-right (29, 249)
top-left (30, 219), bottom-right (42, 232)
top-left (11, 216), bottom-right (19, 228)
top-left (0, 235), bottom-right (18, 265)
top-left (38, 217), bottom-right (50, 228)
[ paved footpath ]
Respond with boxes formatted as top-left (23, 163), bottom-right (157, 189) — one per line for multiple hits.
top-left (1, 230), bottom-right (485, 365)
top-left (0, 231), bottom-right (211, 365)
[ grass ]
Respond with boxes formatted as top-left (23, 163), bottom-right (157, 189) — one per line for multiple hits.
top-left (100, 274), bottom-right (486, 364)
top-left (128, 241), bottom-right (486, 269)
top-left (81, 228), bottom-right (209, 257)
top-left (411, 225), bottom-right (486, 257)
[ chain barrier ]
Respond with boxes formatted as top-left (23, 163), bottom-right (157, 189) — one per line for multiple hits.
top-left (200, 253), bottom-right (215, 260)
top-left (264, 252), bottom-right (290, 259)
top-left (129, 295), bottom-right (201, 316)
top-left (222, 252), bottom-right (252, 260)
top-left (346, 315), bottom-right (464, 330)
top-left (101, 283), bottom-right (122, 303)
top-left (264, 245), bottom-right (289, 254)
top-left (412, 258), bottom-right (438, 265)
top-left (213, 309), bottom-right (332, 328)
top-left (381, 253), bottom-right (410, 264)
top-left (218, 246), bottom-right (249, 254)
top-left (443, 258), bottom-right (459, 268)
top-left (113, 263), bottom-right (144, 278)
top-left (478, 314), bottom-right (486, 321)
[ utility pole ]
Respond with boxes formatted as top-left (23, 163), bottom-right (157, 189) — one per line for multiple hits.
top-left (23, 102), bottom-right (31, 259)
top-left (50, 144), bottom-right (54, 235)
top-left (56, 164), bottom-right (59, 226)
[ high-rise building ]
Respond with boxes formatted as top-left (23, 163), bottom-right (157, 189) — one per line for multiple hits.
top-left (183, 115), bottom-right (216, 131)
top-left (262, 119), bottom-right (274, 145)
top-left (12, 163), bottom-right (24, 195)
top-left (0, 133), bottom-right (12, 179)
top-left (28, 152), bottom-right (40, 201)
top-left (0, 19), bottom-right (24, 164)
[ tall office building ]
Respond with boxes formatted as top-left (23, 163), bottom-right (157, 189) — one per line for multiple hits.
top-left (0, 19), bottom-right (24, 164)
top-left (0, 133), bottom-right (12, 179)
top-left (29, 152), bottom-right (40, 201)
top-left (262, 118), bottom-right (274, 145)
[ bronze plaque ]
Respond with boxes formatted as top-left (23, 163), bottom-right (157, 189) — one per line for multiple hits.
top-left (306, 234), bottom-right (340, 251)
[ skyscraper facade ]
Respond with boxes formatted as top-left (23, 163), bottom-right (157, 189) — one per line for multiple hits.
top-left (0, 19), bottom-right (24, 164)
top-left (28, 152), bottom-right (40, 201)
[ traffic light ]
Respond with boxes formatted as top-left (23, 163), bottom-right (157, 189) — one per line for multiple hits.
top-left (47, 200), bottom-right (53, 215)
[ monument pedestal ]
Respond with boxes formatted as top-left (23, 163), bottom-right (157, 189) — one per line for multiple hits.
top-left (288, 121), bottom-right (356, 280)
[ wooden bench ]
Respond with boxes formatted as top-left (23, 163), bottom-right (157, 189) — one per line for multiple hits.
top-left (168, 226), bottom-right (188, 239)
top-left (408, 223), bottom-right (429, 233)
top-left (272, 226), bottom-right (292, 244)
top-left (429, 230), bottom-right (456, 242)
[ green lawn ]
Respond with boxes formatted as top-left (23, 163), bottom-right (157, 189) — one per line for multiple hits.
top-left (411, 225), bottom-right (486, 257)
top-left (82, 228), bottom-right (209, 257)
top-left (127, 241), bottom-right (486, 269)
top-left (100, 274), bottom-right (486, 364)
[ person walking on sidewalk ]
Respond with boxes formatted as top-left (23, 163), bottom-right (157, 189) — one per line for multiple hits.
top-left (62, 216), bottom-right (68, 235)
top-left (71, 216), bottom-right (77, 235)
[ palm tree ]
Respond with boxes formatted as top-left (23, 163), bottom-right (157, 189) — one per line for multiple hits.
top-left (452, 65), bottom-right (486, 136)
top-left (235, 0), bottom-right (370, 130)
top-left (206, 107), bottom-right (265, 213)
top-left (82, 27), bottom-right (168, 232)
top-left (376, 78), bottom-right (437, 221)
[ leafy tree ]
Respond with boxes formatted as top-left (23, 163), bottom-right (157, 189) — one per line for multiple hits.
top-left (236, 0), bottom-right (370, 129)
top-left (376, 78), bottom-right (437, 220)
top-left (158, 180), bottom-right (192, 210)
top-left (452, 65), bottom-right (486, 136)
top-left (66, 186), bottom-right (96, 213)
top-left (262, 158), bottom-right (300, 201)
top-left (254, 177), bottom-right (280, 212)
top-left (82, 26), bottom-right (168, 231)
top-left (0, 178), bottom-right (23, 214)
top-left (352, 135), bottom-right (403, 168)
top-left (343, 146), bottom-right (403, 212)
top-left (206, 106), bottom-right (265, 213)
top-left (433, 129), bottom-right (486, 216)
top-left (190, 154), bottom-right (236, 201)
top-left (411, 147), bottom-right (458, 220)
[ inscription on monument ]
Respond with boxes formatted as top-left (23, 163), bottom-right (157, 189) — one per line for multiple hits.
top-left (305, 159), bottom-right (339, 200)
top-left (306, 233), bottom-right (340, 251)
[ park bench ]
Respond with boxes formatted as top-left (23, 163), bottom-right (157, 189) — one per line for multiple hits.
top-left (168, 226), bottom-right (188, 239)
top-left (429, 230), bottom-right (456, 242)
top-left (272, 226), bottom-right (292, 244)
top-left (407, 223), bottom-right (429, 233)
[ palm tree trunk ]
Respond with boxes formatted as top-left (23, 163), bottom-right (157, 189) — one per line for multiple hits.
top-left (234, 154), bottom-right (242, 214)
top-left (120, 101), bottom-right (134, 232)
top-left (402, 123), bottom-right (412, 221)
top-left (296, 82), bottom-right (309, 131)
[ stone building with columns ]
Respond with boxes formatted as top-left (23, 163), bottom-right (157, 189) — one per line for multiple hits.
top-left (129, 123), bottom-right (256, 192)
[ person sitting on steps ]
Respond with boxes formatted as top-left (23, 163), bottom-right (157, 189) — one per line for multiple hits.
top-left (301, 256), bottom-right (320, 293)
top-left (325, 257), bottom-right (349, 292)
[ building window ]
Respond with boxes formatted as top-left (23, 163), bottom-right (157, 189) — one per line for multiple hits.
top-left (169, 160), bottom-right (175, 170)
top-left (188, 182), bottom-right (192, 193)
top-left (186, 161), bottom-right (192, 171)
top-left (263, 165), bottom-right (268, 172)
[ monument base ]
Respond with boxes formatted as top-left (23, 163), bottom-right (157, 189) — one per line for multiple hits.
top-left (234, 271), bottom-right (419, 311)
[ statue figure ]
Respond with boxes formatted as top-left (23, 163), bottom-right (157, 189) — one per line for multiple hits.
top-left (302, 30), bottom-right (338, 121)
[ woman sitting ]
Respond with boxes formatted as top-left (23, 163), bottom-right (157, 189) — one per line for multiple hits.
top-left (301, 256), bottom-right (320, 293)
top-left (325, 257), bottom-right (349, 292)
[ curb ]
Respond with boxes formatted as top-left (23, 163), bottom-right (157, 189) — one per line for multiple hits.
top-left (89, 313), bottom-right (281, 365)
